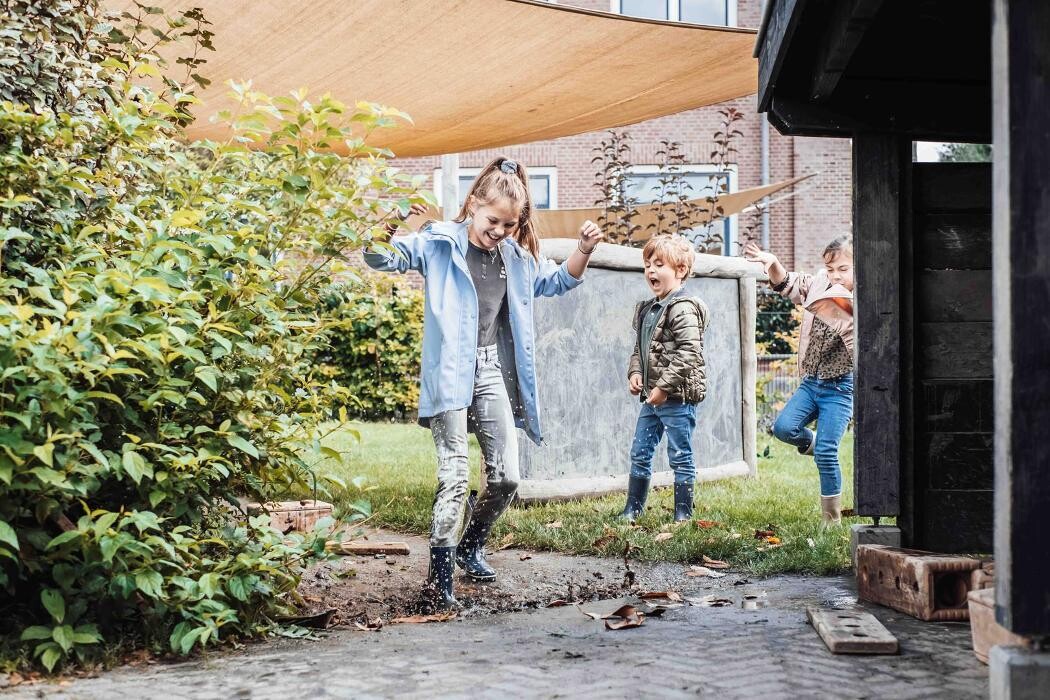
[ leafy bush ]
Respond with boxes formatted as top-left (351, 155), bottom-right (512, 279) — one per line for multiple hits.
top-left (756, 290), bottom-right (800, 355)
top-left (0, 0), bottom-right (431, 670)
top-left (315, 276), bottom-right (424, 422)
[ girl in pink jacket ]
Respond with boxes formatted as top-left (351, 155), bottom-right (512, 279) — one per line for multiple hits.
top-left (744, 236), bottom-right (854, 524)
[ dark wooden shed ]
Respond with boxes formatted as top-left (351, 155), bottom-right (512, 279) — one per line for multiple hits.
top-left (755, 0), bottom-right (1049, 662)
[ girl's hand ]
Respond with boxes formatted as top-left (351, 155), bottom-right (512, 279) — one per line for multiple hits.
top-left (645, 386), bottom-right (668, 406)
top-left (578, 219), bottom-right (603, 254)
top-left (743, 241), bottom-right (777, 267)
top-left (629, 373), bottom-right (643, 395)
top-left (385, 202), bottom-right (429, 234)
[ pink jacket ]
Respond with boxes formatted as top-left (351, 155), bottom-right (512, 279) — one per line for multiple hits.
top-left (778, 270), bottom-right (855, 371)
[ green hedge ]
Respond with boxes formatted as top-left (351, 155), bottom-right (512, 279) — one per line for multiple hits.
top-left (315, 277), bottom-right (424, 422)
top-left (0, 1), bottom-right (431, 670)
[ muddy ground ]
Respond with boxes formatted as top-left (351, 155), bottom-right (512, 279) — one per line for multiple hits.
top-left (297, 526), bottom-right (727, 627)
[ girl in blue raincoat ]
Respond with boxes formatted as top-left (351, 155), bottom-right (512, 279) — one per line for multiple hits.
top-left (364, 156), bottom-right (602, 609)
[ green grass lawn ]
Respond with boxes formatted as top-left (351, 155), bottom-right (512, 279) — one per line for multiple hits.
top-left (318, 423), bottom-right (872, 576)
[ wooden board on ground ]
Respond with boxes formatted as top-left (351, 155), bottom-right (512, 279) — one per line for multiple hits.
top-left (327, 541), bottom-right (410, 556)
top-left (807, 607), bottom-right (899, 655)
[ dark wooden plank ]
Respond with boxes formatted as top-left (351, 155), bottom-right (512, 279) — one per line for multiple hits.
top-left (757, 0), bottom-right (806, 112)
top-left (921, 433), bottom-right (994, 490)
top-left (914, 212), bottom-right (992, 270)
top-left (921, 380), bottom-right (994, 433)
top-left (913, 163), bottom-right (993, 212)
top-left (916, 271), bottom-right (992, 322)
top-left (921, 490), bottom-right (993, 554)
top-left (810, 0), bottom-right (885, 101)
top-left (918, 322), bottom-right (993, 378)
top-left (853, 135), bottom-right (909, 517)
top-left (993, 0), bottom-right (1050, 635)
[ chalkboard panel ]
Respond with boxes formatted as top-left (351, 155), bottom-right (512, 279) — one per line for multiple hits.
top-left (918, 322), bottom-right (993, 378)
top-left (916, 271), bottom-right (992, 321)
top-left (521, 268), bottom-right (744, 487)
top-left (922, 490), bottom-right (994, 554)
top-left (920, 379), bottom-right (994, 433)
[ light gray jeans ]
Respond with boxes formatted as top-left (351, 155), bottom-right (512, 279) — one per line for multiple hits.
top-left (429, 345), bottom-right (520, 547)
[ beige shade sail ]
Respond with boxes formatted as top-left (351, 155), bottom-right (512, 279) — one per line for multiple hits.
top-left (406, 174), bottom-right (813, 238)
top-left (108, 0), bottom-right (757, 157)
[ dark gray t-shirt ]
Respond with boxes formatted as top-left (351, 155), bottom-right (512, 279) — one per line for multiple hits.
top-left (466, 242), bottom-right (507, 347)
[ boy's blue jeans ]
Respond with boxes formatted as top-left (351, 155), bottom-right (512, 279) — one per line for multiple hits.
top-left (629, 401), bottom-right (698, 483)
top-left (772, 374), bottom-right (854, 497)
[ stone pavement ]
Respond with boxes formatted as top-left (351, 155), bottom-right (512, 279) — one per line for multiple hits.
top-left (10, 575), bottom-right (988, 699)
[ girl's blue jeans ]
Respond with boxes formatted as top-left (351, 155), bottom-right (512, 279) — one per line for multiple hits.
top-left (772, 374), bottom-right (854, 497)
top-left (629, 400), bottom-right (698, 483)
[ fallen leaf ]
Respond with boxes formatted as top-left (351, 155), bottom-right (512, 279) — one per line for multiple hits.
top-left (592, 534), bottom-right (616, 548)
top-left (519, 553), bottom-right (533, 561)
top-left (642, 603), bottom-right (683, 617)
top-left (389, 612), bottom-right (456, 624)
top-left (496, 533), bottom-right (516, 550)
top-left (354, 617), bottom-right (384, 632)
top-left (276, 609), bottom-right (337, 629)
top-left (730, 532), bottom-right (742, 539)
top-left (603, 604), bottom-right (646, 630)
top-left (547, 520), bottom-right (563, 529)
top-left (841, 507), bottom-right (856, 517)
top-left (654, 532), bottom-right (673, 542)
top-left (702, 555), bottom-right (730, 570)
top-left (685, 566), bottom-right (726, 579)
top-left (546, 599), bottom-right (570, 608)
top-left (638, 590), bottom-right (683, 601)
top-left (765, 536), bottom-right (782, 545)
top-left (695, 519), bottom-right (721, 529)
top-left (576, 604), bottom-right (603, 620)
top-left (754, 529), bottom-right (776, 539)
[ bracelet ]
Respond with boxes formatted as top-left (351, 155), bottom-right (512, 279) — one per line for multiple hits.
top-left (578, 241), bottom-right (596, 255)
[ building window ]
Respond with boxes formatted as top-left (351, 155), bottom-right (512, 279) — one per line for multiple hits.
top-left (434, 166), bottom-right (557, 211)
top-left (625, 165), bottom-right (737, 255)
top-left (611, 0), bottom-right (735, 26)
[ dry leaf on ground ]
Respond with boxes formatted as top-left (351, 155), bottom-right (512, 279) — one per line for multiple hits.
top-left (546, 599), bottom-right (570, 608)
top-left (496, 532), bottom-right (516, 550)
top-left (841, 507), bottom-right (856, 517)
top-left (702, 555), bottom-right (730, 570)
top-left (654, 532), bottom-right (673, 542)
top-left (547, 520), bottom-right (563, 529)
top-left (685, 595), bottom-right (734, 607)
top-left (754, 529), bottom-right (776, 539)
top-left (603, 604), bottom-right (646, 630)
top-left (685, 565), bottom-right (726, 579)
top-left (695, 520), bottom-right (721, 529)
top-left (354, 617), bottom-right (384, 632)
top-left (519, 553), bottom-right (532, 561)
top-left (765, 536), bottom-right (782, 545)
top-left (638, 590), bottom-right (683, 601)
top-left (389, 612), bottom-right (457, 624)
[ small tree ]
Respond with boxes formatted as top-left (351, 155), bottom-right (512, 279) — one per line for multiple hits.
top-left (938, 143), bottom-right (992, 162)
top-left (591, 130), bottom-right (641, 245)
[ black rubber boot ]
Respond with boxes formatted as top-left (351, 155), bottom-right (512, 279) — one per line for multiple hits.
top-left (673, 482), bottom-right (695, 522)
top-left (424, 546), bottom-right (460, 611)
top-left (618, 476), bottom-right (651, 522)
top-left (456, 518), bottom-right (497, 581)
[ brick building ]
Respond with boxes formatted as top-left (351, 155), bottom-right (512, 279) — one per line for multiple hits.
top-left (390, 0), bottom-right (852, 273)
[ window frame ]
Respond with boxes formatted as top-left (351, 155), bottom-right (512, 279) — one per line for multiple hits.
top-left (433, 166), bottom-right (559, 211)
top-left (609, 0), bottom-right (737, 26)
top-left (624, 163), bottom-right (738, 255)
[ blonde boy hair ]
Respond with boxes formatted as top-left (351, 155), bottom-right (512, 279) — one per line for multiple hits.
top-left (642, 235), bottom-right (695, 280)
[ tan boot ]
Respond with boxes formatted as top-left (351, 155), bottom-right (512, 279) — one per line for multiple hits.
top-left (820, 495), bottom-right (842, 525)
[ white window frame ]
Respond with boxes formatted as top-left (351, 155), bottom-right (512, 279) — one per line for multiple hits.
top-left (433, 166), bottom-right (559, 211)
top-left (625, 163), bottom-right (738, 255)
top-left (609, 0), bottom-right (738, 26)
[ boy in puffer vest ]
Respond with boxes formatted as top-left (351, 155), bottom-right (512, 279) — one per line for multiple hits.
top-left (619, 235), bottom-right (710, 523)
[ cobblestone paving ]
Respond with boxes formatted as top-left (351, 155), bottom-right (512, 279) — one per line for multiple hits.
top-left (9, 575), bottom-right (987, 699)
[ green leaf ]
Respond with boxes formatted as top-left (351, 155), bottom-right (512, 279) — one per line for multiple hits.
top-left (72, 624), bottom-right (102, 645)
top-left (0, 519), bottom-right (18, 550)
top-left (46, 530), bottom-right (80, 550)
top-left (135, 569), bottom-right (164, 599)
top-left (227, 576), bottom-right (250, 602)
top-left (226, 434), bottom-right (259, 459)
top-left (52, 625), bottom-right (75, 653)
top-left (33, 443), bottom-right (54, 468)
top-left (170, 209), bottom-right (202, 227)
top-left (20, 625), bottom-right (53, 641)
top-left (194, 365), bottom-right (219, 392)
top-left (40, 645), bottom-right (62, 672)
top-left (41, 589), bottom-right (65, 624)
top-left (122, 450), bottom-right (152, 484)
